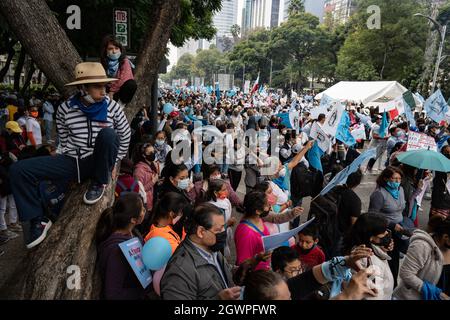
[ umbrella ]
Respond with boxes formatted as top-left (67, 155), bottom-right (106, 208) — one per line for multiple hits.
top-left (396, 149), bottom-right (450, 172)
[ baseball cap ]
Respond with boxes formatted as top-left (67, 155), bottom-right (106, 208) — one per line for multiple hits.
top-left (5, 121), bottom-right (22, 133)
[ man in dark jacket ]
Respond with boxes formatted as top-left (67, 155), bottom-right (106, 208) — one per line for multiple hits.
top-left (430, 146), bottom-right (450, 218)
top-left (160, 203), bottom-right (241, 300)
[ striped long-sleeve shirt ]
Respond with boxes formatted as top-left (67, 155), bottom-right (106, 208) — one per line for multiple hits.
top-left (56, 96), bottom-right (131, 163)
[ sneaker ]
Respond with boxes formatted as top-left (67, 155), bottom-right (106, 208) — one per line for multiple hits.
top-left (83, 182), bottom-right (106, 205)
top-left (8, 223), bottom-right (22, 233)
top-left (0, 234), bottom-right (8, 246)
top-left (23, 217), bottom-right (53, 249)
top-left (0, 229), bottom-right (18, 240)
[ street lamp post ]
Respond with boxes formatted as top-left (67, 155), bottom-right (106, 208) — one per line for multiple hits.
top-left (415, 13), bottom-right (448, 94)
top-left (269, 58), bottom-right (273, 88)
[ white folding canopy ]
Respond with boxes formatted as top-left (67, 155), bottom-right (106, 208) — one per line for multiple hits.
top-left (314, 81), bottom-right (422, 107)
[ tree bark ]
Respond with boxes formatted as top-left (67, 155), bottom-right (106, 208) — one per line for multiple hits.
top-left (124, 0), bottom-right (181, 122)
top-left (0, 39), bottom-right (16, 82)
top-left (0, 0), bottom-right (82, 96)
top-left (0, 0), bottom-right (182, 300)
top-left (13, 47), bottom-right (25, 92)
top-left (20, 58), bottom-right (36, 96)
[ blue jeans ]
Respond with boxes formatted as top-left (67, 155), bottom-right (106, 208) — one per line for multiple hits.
top-left (44, 120), bottom-right (53, 141)
top-left (10, 128), bottom-right (119, 222)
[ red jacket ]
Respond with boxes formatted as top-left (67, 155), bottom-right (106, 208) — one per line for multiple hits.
top-left (108, 58), bottom-right (134, 94)
top-left (292, 244), bottom-right (325, 271)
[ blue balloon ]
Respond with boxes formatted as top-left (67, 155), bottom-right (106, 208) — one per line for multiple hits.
top-left (142, 237), bottom-right (173, 271)
top-left (163, 103), bottom-right (174, 114)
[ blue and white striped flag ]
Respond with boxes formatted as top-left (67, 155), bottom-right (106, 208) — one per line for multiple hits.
top-left (424, 89), bottom-right (449, 123)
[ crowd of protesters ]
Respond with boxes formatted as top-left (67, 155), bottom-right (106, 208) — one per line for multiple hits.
top-left (0, 36), bottom-right (449, 301)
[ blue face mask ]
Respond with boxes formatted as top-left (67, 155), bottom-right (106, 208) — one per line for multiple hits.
top-left (385, 181), bottom-right (400, 199)
top-left (177, 178), bottom-right (189, 190)
top-left (387, 181), bottom-right (400, 190)
top-left (108, 52), bottom-right (121, 61)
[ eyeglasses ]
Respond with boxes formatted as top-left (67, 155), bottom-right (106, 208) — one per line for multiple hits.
top-left (285, 267), bottom-right (304, 275)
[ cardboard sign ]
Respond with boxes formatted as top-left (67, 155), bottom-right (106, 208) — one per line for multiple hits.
top-left (119, 237), bottom-right (152, 289)
top-left (407, 131), bottom-right (437, 152)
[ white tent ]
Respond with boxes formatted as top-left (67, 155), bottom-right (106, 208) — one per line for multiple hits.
top-left (315, 81), bottom-right (422, 107)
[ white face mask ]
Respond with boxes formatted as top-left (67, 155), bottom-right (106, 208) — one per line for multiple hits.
top-left (172, 214), bottom-right (182, 225)
top-left (80, 88), bottom-right (97, 105)
top-left (210, 174), bottom-right (221, 180)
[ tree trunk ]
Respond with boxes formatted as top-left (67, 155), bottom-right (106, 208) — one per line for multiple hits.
top-left (0, 0), bottom-right (182, 300)
top-left (20, 58), bottom-right (36, 96)
top-left (124, 0), bottom-right (182, 122)
top-left (13, 47), bottom-right (25, 92)
top-left (0, 40), bottom-right (16, 82)
top-left (0, 0), bottom-right (82, 96)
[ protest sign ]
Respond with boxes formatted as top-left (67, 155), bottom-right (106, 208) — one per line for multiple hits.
top-left (322, 103), bottom-right (345, 137)
top-left (309, 122), bottom-right (331, 152)
top-left (407, 131), bottom-right (437, 152)
top-left (119, 238), bottom-right (152, 289)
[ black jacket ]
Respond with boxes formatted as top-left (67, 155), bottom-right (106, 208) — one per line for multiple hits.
top-left (431, 171), bottom-right (450, 210)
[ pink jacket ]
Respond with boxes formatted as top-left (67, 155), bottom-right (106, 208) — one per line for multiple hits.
top-left (134, 161), bottom-right (159, 211)
top-left (234, 221), bottom-right (271, 270)
top-left (109, 58), bottom-right (134, 94)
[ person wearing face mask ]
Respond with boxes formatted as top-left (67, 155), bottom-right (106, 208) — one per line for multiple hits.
top-left (207, 179), bottom-right (237, 260)
top-left (386, 127), bottom-right (406, 165)
top-left (344, 213), bottom-right (395, 300)
top-left (153, 130), bottom-right (172, 174)
top-left (188, 164), bottom-right (243, 209)
top-left (235, 191), bottom-right (272, 270)
top-left (430, 146), bottom-right (450, 219)
top-left (394, 215), bottom-right (450, 300)
top-left (144, 192), bottom-right (189, 254)
top-left (25, 105), bottom-right (42, 147)
top-left (369, 166), bottom-right (407, 286)
top-left (133, 143), bottom-right (160, 212)
top-left (96, 193), bottom-right (147, 300)
top-left (100, 35), bottom-right (137, 106)
top-left (161, 203), bottom-right (241, 300)
top-left (9, 62), bottom-right (131, 250)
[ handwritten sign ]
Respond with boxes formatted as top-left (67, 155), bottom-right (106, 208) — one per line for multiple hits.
top-left (407, 131), bottom-right (437, 152)
top-left (119, 237), bottom-right (152, 289)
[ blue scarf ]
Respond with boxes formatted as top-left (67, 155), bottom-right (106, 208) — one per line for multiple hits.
top-left (385, 182), bottom-right (400, 200)
top-left (272, 176), bottom-right (288, 191)
top-left (107, 58), bottom-right (120, 77)
top-left (421, 281), bottom-right (442, 300)
top-left (69, 94), bottom-right (109, 122)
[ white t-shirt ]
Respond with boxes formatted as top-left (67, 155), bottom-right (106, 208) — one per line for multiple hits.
top-left (26, 117), bottom-right (42, 146)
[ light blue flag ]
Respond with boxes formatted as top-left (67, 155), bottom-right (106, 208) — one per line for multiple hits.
top-left (415, 92), bottom-right (425, 104)
top-left (277, 111), bottom-right (300, 129)
top-left (307, 141), bottom-right (325, 172)
top-left (215, 82), bottom-right (221, 100)
top-left (437, 135), bottom-right (450, 150)
top-left (379, 111), bottom-right (388, 138)
top-left (227, 89), bottom-right (236, 97)
top-left (335, 111), bottom-right (356, 146)
top-left (206, 86), bottom-right (213, 94)
top-left (320, 148), bottom-right (377, 196)
top-left (424, 89), bottom-right (449, 123)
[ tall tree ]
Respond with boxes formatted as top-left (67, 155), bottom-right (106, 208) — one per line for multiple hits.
top-left (0, 0), bottom-right (221, 299)
top-left (336, 0), bottom-right (428, 88)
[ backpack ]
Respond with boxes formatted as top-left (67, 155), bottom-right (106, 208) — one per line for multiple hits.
top-left (308, 187), bottom-right (343, 259)
top-left (115, 178), bottom-right (139, 198)
top-left (290, 162), bottom-right (316, 202)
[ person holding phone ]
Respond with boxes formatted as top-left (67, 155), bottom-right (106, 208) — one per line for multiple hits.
top-left (343, 213), bottom-right (395, 300)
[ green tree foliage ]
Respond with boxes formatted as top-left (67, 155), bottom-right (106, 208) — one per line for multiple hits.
top-left (336, 0), bottom-right (428, 89)
top-left (46, 0), bottom-right (221, 57)
top-left (270, 13), bottom-right (333, 90)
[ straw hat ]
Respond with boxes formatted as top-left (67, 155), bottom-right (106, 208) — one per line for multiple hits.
top-left (65, 62), bottom-right (118, 86)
